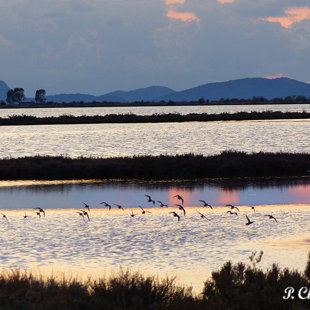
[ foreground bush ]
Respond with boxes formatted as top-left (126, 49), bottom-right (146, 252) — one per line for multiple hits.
top-left (1, 255), bottom-right (310, 309)
top-left (0, 270), bottom-right (194, 310)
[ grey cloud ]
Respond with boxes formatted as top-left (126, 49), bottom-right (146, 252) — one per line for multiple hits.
top-left (0, 0), bottom-right (310, 96)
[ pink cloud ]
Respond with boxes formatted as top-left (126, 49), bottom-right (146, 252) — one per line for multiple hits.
top-left (264, 73), bottom-right (287, 79)
top-left (217, 0), bottom-right (235, 3)
top-left (261, 7), bottom-right (310, 28)
top-left (165, 0), bottom-right (186, 4)
top-left (166, 10), bottom-right (200, 22)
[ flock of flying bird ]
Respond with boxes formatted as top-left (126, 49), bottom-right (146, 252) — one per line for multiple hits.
top-left (0, 194), bottom-right (278, 225)
top-left (79, 194), bottom-right (279, 225)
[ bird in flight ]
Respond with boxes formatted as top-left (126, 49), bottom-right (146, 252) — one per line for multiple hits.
top-left (226, 204), bottom-right (240, 212)
top-left (226, 211), bottom-right (238, 216)
top-left (197, 211), bottom-right (211, 220)
top-left (100, 202), bottom-right (112, 210)
top-left (265, 214), bottom-right (278, 222)
top-left (76, 211), bottom-right (84, 219)
top-left (79, 210), bottom-right (90, 221)
top-left (245, 215), bottom-right (254, 226)
top-left (139, 206), bottom-right (152, 214)
top-left (174, 195), bottom-right (184, 205)
top-left (249, 206), bottom-right (255, 213)
top-left (0, 213), bottom-right (8, 222)
top-left (157, 201), bottom-right (168, 208)
top-left (113, 203), bottom-right (124, 211)
top-left (34, 207), bottom-right (45, 217)
top-left (199, 200), bottom-right (213, 209)
top-left (175, 204), bottom-right (186, 216)
top-left (145, 194), bottom-right (155, 205)
top-left (83, 202), bottom-right (90, 212)
top-left (170, 211), bottom-right (180, 221)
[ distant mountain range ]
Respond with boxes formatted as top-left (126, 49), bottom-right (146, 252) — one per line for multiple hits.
top-left (46, 86), bottom-right (175, 103)
top-left (1, 77), bottom-right (310, 103)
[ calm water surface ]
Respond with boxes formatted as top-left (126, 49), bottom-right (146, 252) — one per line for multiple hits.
top-left (0, 181), bottom-right (310, 292)
top-left (1, 104), bottom-right (310, 118)
top-left (1, 120), bottom-right (310, 158)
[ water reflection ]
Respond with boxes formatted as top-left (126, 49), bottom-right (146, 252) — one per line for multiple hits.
top-left (1, 180), bottom-right (310, 210)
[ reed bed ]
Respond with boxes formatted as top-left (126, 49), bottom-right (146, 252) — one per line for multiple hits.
top-left (1, 151), bottom-right (310, 180)
top-left (1, 111), bottom-right (310, 125)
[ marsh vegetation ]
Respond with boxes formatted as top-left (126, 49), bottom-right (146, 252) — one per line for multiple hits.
top-left (1, 111), bottom-right (310, 126)
top-left (1, 151), bottom-right (310, 180)
top-left (1, 253), bottom-right (310, 309)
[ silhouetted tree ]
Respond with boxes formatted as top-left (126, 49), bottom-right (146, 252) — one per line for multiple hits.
top-left (35, 89), bottom-right (46, 104)
top-left (6, 88), bottom-right (25, 104)
top-left (6, 89), bottom-right (15, 104)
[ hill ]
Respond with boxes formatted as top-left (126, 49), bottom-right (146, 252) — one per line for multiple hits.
top-left (46, 86), bottom-right (175, 103)
top-left (2, 77), bottom-right (310, 103)
top-left (159, 77), bottom-right (310, 101)
top-left (0, 80), bottom-right (10, 101)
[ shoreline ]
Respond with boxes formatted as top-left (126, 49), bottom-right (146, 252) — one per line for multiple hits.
top-left (1, 151), bottom-right (310, 180)
top-left (1, 111), bottom-right (310, 125)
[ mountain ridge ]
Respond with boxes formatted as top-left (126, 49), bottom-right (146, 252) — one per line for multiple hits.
top-left (1, 77), bottom-right (310, 103)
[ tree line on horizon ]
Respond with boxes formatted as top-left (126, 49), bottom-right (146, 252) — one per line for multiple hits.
top-left (1, 87), bottom-right (310, 106)
top-left (0, 88), bottom-right (46, 105)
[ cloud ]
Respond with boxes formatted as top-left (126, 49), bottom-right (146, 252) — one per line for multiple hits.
top-left (217, 0), bottom-right (235, 3)
top-left (264, 73), bottom-right (287, 79)
top-left (0, 34), bottom-right (12, 48)
top-left (165, 0), bottom-right (186, 4)
top-left (261, 7), bottom-right (310, 28)
top-left (165, 0), bottom-right (200, 23)
top-left (166, 10), bottom-right (200, 22)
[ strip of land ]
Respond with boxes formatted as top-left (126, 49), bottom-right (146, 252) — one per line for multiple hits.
top-left (1, 151), bottom-right (310, 180)
top-left (2, 111), bottom-right (310, 125)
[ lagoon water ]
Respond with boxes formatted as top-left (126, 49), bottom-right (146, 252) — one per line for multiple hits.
top-left (1, 120), bottom-right (310, 158)
top-left (0, 180), bottom-right (310, 292)
top-left (1, 105), bottom-right (310, 292)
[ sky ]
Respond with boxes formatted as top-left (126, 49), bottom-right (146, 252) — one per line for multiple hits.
top-left (1, 0), bottom-right (310, 97)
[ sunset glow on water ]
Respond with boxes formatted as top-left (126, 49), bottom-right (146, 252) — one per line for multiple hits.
top-left (0, 181), bottom-right (310, 292)
top-left (0, 205), bottom-right (309, 293)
